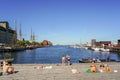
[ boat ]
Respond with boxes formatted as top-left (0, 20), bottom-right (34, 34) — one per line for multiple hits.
top-left (92, 47), bottom-right (100, 51)
top-left (100, 48), bottom-right (110, 52)
top-left (79, 58), bottom-right (116, 63)
top-left (26, 45), bottom-right (36, 50)
top-left (79, 58), bottom-right (92, 63)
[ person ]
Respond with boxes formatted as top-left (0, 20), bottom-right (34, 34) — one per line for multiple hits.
top-left (62, 55), bottom-right (66, 65)
top-left (66, 54), bottom-right (71, 65)
top-left (107, 56), bottom-right (110, 62)
top-left (37, 64), bottom-right (43, 69)
top-left (99, 63), bottom-right (105, 68)
top-left (92, 58), bottom-right (96, 63)
top-left (104, 64), bottom-right (111, 72)
top-left (90, 62), bottom-right (97, 72)
top-left (2, 63), bottom-right (14, 75)
top-left (99, 63), bottom-right (105, 72)
top-left (96, 57), bottom-right (101, 63)
top-left (7, 63), bottom-right (14, 74)
top-left (2, 64), bottom-right (9, 75)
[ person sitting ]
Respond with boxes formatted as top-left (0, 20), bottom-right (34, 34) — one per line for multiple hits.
top-left (99, 63), bottom-right (105, 72)
top-left (99, 63), bottom-right (105, 68)
top-left (104, 64), bottom-right (111, 72)
top-left (7, 63), bottom-right (14, 74)
top-left (92, 58), bottom-right (96, 63)
top-left (38, 64), bottom-right (43, 69)
top-left (96, 57), bottom-right (101, 63)
top-left (2, 63), bottom-right (14, 75)
top-left (2, 64), bottom-right (9, 75)
top-left (90, 62), bottom-right (97, 72)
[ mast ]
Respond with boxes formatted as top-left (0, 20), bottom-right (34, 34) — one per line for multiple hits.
top-left (19, 23), bottom-right (22, 40)
top-left (30, 28), bottom-right (33, 42)
top-left (33, 32), bottom-right (35, 42)
top-left (14, 20), bottom-right (17, 33)
top-left (13, 20), bottom-right (17, 45)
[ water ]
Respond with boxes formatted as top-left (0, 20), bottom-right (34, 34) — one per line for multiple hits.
top-left (0, 46), bottom-right (120, 64)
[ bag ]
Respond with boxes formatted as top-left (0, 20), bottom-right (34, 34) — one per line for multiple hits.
top-left (0, 72), bottom-right (2, 76)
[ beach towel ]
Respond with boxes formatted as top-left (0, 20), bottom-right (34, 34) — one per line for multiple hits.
top-left (43, 66), bottom-right (52, 69)
top-left (86, 69), bottom-right (100, 73)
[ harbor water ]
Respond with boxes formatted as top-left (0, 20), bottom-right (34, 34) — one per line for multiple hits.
top-left (0, 46), bottom-right (120, 64)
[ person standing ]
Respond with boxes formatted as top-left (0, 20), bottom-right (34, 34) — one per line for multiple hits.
top-left (62, 55), bottom-right (66, 65)
top-left (66, 54), bottom-right (71, 65)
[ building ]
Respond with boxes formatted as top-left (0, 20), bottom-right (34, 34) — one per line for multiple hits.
top-left (118, 39), bottom-right (120, 47)
top-left (0, 21), bottom-right (17, 46)
top-left (99, 41), bottom-right (111, 47)
top-left (91, 39), bottom-right (111, 48)
top-left (91, 39), bottom-right (96, 47)
top-left (95, 41), bottom-right (111, 48)
top-left (41, 40), bottom-right (52, 46)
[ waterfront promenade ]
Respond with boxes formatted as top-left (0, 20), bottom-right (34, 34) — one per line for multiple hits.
top-left (0, 62), bottom-right (120, 80)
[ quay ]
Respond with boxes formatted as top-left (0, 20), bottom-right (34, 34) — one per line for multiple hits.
top-left (0, 62), bottom-right (120, 80)
top-left (0, 46), bottom-right (40, 52)
top-left (0, 47), bottom-right (25, 52)
top-left (110, 47), bottom-right (120, 53)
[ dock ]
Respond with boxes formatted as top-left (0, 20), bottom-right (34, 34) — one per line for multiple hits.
top-left (0, 47), bottom-right (25, 52)
top-left (110, 47), bottom-right (120, 54)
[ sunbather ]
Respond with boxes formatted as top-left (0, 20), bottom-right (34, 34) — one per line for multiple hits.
top-left (7, 63), bottom-right (14, 74)
top-left (2, 63), bottom-right (14, 75)
top-left (104, 64), bottom-right (111, 72)
top-left (90, 62), bottom-right (97, 72)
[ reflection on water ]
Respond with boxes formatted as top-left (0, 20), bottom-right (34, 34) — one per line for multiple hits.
top-left (0, 46), bottom-right (120, 64)
top-left (0, 52), bottom-right (13, 60)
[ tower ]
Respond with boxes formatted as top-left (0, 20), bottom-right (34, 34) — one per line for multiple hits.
top-left (91, 39), bottom-right (96, 47)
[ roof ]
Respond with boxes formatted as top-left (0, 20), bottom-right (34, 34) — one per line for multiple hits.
top-left (0, 21), bottom-right (8, 23)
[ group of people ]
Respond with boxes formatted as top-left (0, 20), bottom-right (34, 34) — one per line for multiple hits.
top-left (90, 62), bottom-right (111, 73)
top-left (62, 54), bottom-right (71, 65)
top-left (0, 60), bottom-right (14, 75)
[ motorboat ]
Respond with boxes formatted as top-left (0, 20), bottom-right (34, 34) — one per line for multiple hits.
top-left (92, 47), bottom-right (100, 51)
top-left (79, 58), bottom-right (92, 63)
top-left (100, 48), bottom-right (110, 52)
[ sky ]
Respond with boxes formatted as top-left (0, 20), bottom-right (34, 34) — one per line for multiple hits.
top-left (0, 0), bottom-right (120, 45)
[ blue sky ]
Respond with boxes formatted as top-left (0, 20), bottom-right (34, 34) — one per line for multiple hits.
top-left (0, 0), bottom-right (120, 45)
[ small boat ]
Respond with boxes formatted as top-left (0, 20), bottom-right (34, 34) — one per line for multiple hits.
top-left (79, 58), bottom-right (116, 63)
top-left (79, 58), bottom-right (92, 63)
top-left (100, 48), bottom-right (110, 52)
top-left (26, 45), bottom-right (36, 50)
top-left (92, 48), bottom-right (100, 51)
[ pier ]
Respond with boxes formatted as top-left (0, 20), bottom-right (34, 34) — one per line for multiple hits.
top-left (0, 62), bottom-right (120, 80)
